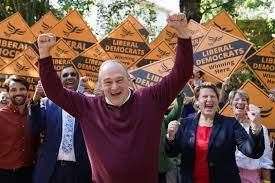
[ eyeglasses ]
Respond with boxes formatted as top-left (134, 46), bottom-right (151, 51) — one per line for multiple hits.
top-left (62, 72), bottom-right (77, 78)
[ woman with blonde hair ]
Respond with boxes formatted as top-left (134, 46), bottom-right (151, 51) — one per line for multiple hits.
top-left (229, 90), bottom-right (273, 183)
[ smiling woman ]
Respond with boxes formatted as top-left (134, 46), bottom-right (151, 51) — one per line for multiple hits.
top-left (165, 82), bottom-right (265, 183)
top-left (228, 90), bottom-right (273, 183)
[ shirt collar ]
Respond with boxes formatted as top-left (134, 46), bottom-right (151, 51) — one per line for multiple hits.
top-left (105, 89), bottom-right (131, 106)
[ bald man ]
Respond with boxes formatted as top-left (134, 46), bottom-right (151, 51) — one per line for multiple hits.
top-left (37, 13), bottom-right (194, 183)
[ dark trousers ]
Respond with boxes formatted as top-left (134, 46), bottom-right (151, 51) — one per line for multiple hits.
top-left (50, 161), bottom-right (85, 183)
top-left (0, 167), bottom-right (33, 183)
top-left (159, 172), bottom-right (167, 183)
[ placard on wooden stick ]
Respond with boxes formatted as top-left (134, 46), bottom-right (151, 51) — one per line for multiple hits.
top-left (220, 80), bottom-right (275, 129)
top-left (0, 54), bottom-right (39, 93)
top-left (131, 40), bottom-right (175, 68)
top-left (72, 43), bottom-right (111, 89)
top-left (50, 39), bottom-right (78, 72)
top-left (193, 27), bottom-right (253, 82)
top-left (0, 12), bottom-right (36, 61)
top-left (31, 11), bottom-right (59, 37)
top-left (49, 10), bottom-right (98, 53)
top-left (100, 19), bottom-right (150, 68)
top-left (245, 39), bottom-right (275, 90)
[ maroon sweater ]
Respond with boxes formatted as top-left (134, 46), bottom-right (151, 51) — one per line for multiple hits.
top-left (38, 38), bottom-right (193, 183)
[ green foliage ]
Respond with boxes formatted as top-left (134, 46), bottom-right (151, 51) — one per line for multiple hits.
top-left (237, 19), bottom-right (275, 48)
top-left (57, 0), bottom-right (96, 15)
top-left (96, 0), bottom-right (157, 39)
top-left (0, 0), bottom-right (57, 25)
top-left (200, 0), bottom-right (273, 20)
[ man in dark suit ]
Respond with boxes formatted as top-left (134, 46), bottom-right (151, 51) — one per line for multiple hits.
top-left (29, 66), bottom-right (91, 183)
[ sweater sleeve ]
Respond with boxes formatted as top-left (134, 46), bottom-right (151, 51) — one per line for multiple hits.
top-left (38, 57), bottom-right (89, 119)
top-left (145, 38), bottom-right (193, 112)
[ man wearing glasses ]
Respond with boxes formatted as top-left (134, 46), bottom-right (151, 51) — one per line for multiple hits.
top-left (30, 66), bottom-right (92, 183)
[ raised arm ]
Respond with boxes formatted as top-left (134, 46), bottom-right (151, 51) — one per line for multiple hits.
top-left (234, 105), bottom-right (265, 159)
top-left (37, 34), bottom-right (88, 118)
top-left (146, 13), bottom-right (193, 111)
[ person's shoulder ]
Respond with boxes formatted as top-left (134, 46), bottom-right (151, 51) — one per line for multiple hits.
top-left (216, 114), bottom-right (238, 126)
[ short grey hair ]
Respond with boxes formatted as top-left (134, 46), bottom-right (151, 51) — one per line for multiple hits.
top-left (98, 60), bottom-right (130, 82)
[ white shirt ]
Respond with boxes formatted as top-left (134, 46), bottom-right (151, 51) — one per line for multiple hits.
top-left (235, 122), bottom-right (273, 170)
top-left (57, 110), bottom-right (76, 161)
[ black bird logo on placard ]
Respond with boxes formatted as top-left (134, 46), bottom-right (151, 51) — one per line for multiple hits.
top-left (189, 28), bottom-right (199, 36)
top-left (56, 46), bottom-right (69, 57)
top-left (15, 62), bottom-right (29, 73)
top-left (165, 30), bottom-right (177, 42)
top-left (120, 27), bottom-right (134, 37)
top-left (260, 106), bottom-right (273, 118)
top-left (93, 47), bottom-right (103, 58)
top-left (63, 20), bottom-right (85, 37)
top-left (270, 43), bottom-right (275, 55)
top-left (213, 22), bottom-right (233, 33)
top-left (159, 62), bottom-right (172, 74)
top-left (208, 35), bottom-right (223, 46)
top-left (157, 48), bottom-right (170, 58)
top-left (41, 22), bottom-right (51, 31)
top-left (4, 22), bottom-right (26, 37)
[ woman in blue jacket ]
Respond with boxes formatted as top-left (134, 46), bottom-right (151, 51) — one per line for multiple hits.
top-left (165, 82), bottom-right (265, 183)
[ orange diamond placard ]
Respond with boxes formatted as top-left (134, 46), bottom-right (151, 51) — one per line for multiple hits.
top-left (150, 20), bottom-right (208, 51)
top-left (0, 54), bottom-right (39, 92)
top-left (131, 40), bottom-right (175, 68)
top-left (188, 20), bottom-right (208, 51)
top-left (72, 43), bottom-right (111, 84)
top-left (31, 12), bottom-right (59, 37)
top-left (245, 39), bottom-right (275, 90)
top-left (150, 25), bottom-right (178, 50)
top-left (0, 12), bottom-right (36, 61)
top-left (193, 27), bottom-right (253, 82)
top-left (220, 80), bottom-right (275, 129)
top-left (129, 56), bottom-right (174, 89)
top-left (205, 10), bottom-right (247, 40)
top-left (50, 39), bottom-right (78, 72)
top-left (127, 15), bottom-right (149, 40)
top-left (49, 10), bottom-right (98, 53)
top-left (23, 47), bottom-right (39, 67)
top-left (99, 19), bottom-right (150, 68)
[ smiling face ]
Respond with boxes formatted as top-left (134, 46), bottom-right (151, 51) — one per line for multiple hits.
top-left (197, 87), bottom-right (219, 118)
top-left (0, 91), bottom-right (10, 105)
top-left (99, 61), bottom-right (131, 106)
top-left (8, 81), bottom-right (28, 106)
top-left (60, 66), bottom-right (79, 91)
top-left (231, 92), bottom-right (249, 119)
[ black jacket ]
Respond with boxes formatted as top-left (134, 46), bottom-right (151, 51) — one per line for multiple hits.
top-left (165, 113), bottom-right (265, 183)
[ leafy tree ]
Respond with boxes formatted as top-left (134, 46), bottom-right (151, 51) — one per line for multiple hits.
top-left (57, 0), bottom-right (96, 15)
top-left (96, 0), bottom-right (157, 39)
top-left (0, 0), bottom-right (56, 25)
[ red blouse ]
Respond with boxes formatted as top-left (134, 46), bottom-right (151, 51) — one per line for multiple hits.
top-left (193, 125), bottom-right (212, 183)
